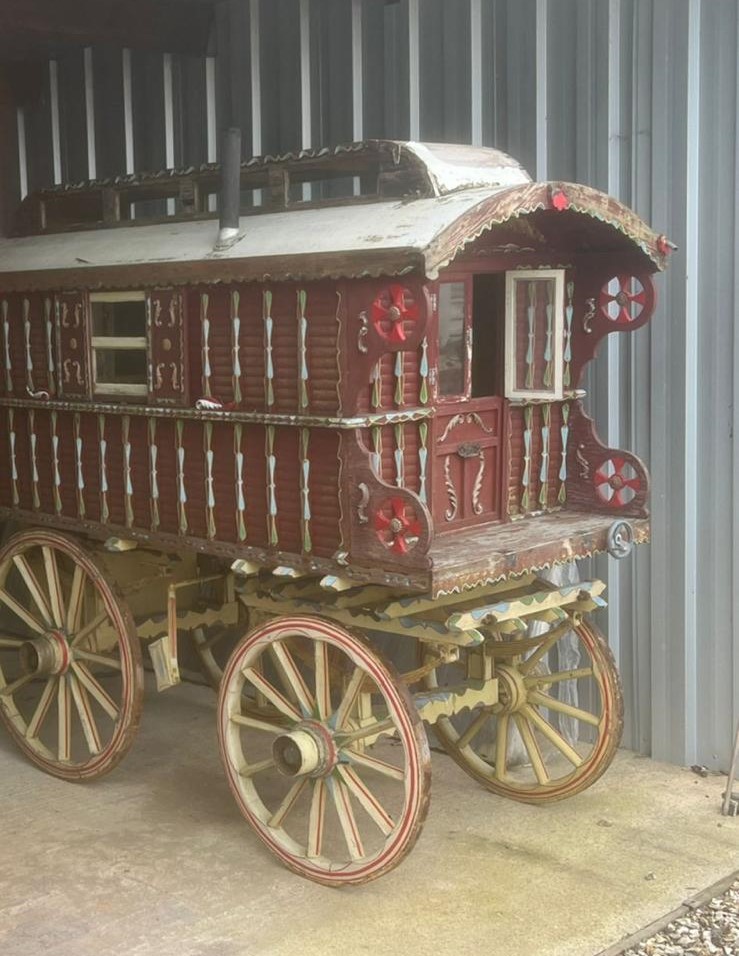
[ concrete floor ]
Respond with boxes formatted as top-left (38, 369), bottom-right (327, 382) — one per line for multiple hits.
top-left (1, 677), bottom-right (738, 956)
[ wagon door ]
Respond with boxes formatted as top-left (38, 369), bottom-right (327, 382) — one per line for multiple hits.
top-left (432, 276), bottom-right (506, 530)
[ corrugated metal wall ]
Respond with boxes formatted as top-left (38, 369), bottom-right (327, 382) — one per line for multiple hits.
top-left (5, 0), bottom-right (739, 769)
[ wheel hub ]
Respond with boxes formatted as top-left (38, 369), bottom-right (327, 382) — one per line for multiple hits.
top-left (272, 721), bottom-right (338, 778)
top-left (19, 630), bottom-right (70, 678)
top-left (495, 664), bottom-right (528, 715)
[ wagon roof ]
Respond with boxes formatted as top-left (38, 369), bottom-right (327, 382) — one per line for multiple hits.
top-left (0, 141), bottom-right (669, 291)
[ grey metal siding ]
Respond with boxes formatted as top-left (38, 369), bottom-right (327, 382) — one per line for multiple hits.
top-left (5, 0), bottom-right (738, 769)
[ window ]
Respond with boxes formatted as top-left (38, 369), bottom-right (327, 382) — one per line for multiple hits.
top-left (437, 280), bottom-right (468, 397)
top-left (504, 269), bottom-right (565, 401)
top-left (90, 292), bottom-right (148, 397)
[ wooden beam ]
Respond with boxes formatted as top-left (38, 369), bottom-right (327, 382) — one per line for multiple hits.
top-left (0, 0), bottom-right (215, 62)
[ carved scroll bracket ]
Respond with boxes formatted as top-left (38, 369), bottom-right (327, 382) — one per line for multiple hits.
top-left (339, 430), bottom-right (433, 572)
top-left (342, 279), bottom-right (431, 416)
top-left (565, 402), bottom-right (649, 518)
top-left (570, 269), bottom-right (657, 386)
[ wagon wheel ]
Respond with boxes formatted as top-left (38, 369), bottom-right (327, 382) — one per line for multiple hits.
top-left (0, 529), bottom-right (143, 780)
top-left (218, 616), bottom-right (431, 885)
top-left (422, 617), bottom-right (622, 804)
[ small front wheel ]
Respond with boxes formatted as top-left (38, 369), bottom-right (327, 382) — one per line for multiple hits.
top-left (423, 617), bottom-right (623, 803)
top-left (218, 616), bottom-right (431, 886)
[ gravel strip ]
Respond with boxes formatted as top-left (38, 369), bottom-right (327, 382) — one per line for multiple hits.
top-left (624, 880), bottom-right (739, 956)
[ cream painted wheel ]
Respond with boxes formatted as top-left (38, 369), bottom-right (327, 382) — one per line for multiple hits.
top-left (423, 618), bottom-right (622, 803)
top-left (218, 616), bottom-right (430, 886)
top-left (0, 530), bottom-right (143, 780)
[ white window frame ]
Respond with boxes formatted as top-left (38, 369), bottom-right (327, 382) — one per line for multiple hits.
top-left (504, 269), bottom-right (565, 401)
top-left (90, 291), bottom-right (148, 397)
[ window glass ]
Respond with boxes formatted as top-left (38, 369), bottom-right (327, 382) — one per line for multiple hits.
top-left (438, 281), bottom-right (466, 396)
top-left (90, 294), bottom-right (148, 396)
top-left (94, 349), bottom-right (147, 385)
top-left (92, 299), bottom-right (146, 337)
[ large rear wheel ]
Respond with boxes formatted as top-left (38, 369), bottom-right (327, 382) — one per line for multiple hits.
top-left (218, 616), bottom-right (431, 885)
top-left (0, 530), bottom-right (143, 780)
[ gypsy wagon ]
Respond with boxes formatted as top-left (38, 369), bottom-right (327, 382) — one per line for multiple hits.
top-left (0, 140), bottom-right (669, 885)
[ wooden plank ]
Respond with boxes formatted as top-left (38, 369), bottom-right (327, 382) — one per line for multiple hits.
top-left (239, 592), bottom-right (485, 647)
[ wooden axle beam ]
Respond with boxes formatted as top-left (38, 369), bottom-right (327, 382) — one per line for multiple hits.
top-left (413, 680), bottom-right (499, 726)
top-left (445, 580), bottom-right (607, 631)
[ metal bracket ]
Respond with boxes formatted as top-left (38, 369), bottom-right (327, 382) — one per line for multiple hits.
top-left (148, 572), bottom-right (231, 692)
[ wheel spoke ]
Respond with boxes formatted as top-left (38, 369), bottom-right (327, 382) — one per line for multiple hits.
top-left (314, 640), bottom-right (331, 721)
top-left (525, 667), bottom-right (593, 687)
top-left (26, 677), bottom-right (57, 738)
top-left (334, 716), bottom-right (395, 747)
top-left (528, 689), bottom-right (601, 727)
top-left (74, 649), bottom-right (122, 671)
top-left (332, 666), bottom-right (366, 730)
top-left (230, 713), bottom-right (286, 734)
top-left (42, 547), bottom-right (65, 628)
top-left (69, 672), bottom-right (102, 755)
top-left (336, 764), bottom-right (394, 836)
top-left (307, 779), bottom-right (327, 859)
top-left (268, 643), bottom-right (314, 716)
top-left (494, 712), bottom-right (509, 780)
top-left (241, 667), bottom-right (302, 722)
top-left (268, 778), bottom-right (309, 828)
top-left (457, 708), bottom-right (491, 750)
top-left (70, 609), bottom-right (108, 648)
top-left (513, 712), bottom-right (549, 785)
top-left (0, 587), bottom-right (45, 634)
top-left (518, 620), bottom-right (572, 676)
top-left (524, 704), bottom-right (583, 768)
top-left (239, 757), bottom-right (276, 778)
top-left (0, 635), bottom-right (24, 648)
top-left (71, 661), bottom-right (119, 720)
top-left (65, 565), bottom-right (86, 633)
top-left (0, 671), bottom-right (35, 698)
top-left (12, 555), bottom-right (53, 627)
top-left (57, 674), bottom-right (71, 762)
top-left (344, 747), bottom-right (405, 781)
top-left (330, 777), bottom-right (365, 861)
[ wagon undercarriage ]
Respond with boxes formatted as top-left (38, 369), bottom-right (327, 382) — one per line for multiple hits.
top-left (0, 525), bottom-right (623, 885)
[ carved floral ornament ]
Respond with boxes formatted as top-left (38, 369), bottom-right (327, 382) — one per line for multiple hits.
top-left (374, 497), bottom-right (422, 554)
top-left (599, 274), bottom-right (654, 326)
top-left (594, 456), bottom-right (642, 507)
top-left (369, 285), bottom-right (420, 344)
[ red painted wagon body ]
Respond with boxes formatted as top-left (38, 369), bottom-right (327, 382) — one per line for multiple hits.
top-left (0, 141), bottom-right (669, 884)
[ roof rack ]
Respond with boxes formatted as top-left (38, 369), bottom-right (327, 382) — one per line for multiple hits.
top-left (13, 142), bottom-right (414, 237)
top-left (12, 140), bottom-right (530, 238)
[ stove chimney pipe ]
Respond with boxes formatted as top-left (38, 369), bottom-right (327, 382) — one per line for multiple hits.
top-left (216, 127), bottom-right (242, 248)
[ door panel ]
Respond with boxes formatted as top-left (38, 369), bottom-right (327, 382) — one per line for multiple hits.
top-left (432, 397), bottom-right (504, 530)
